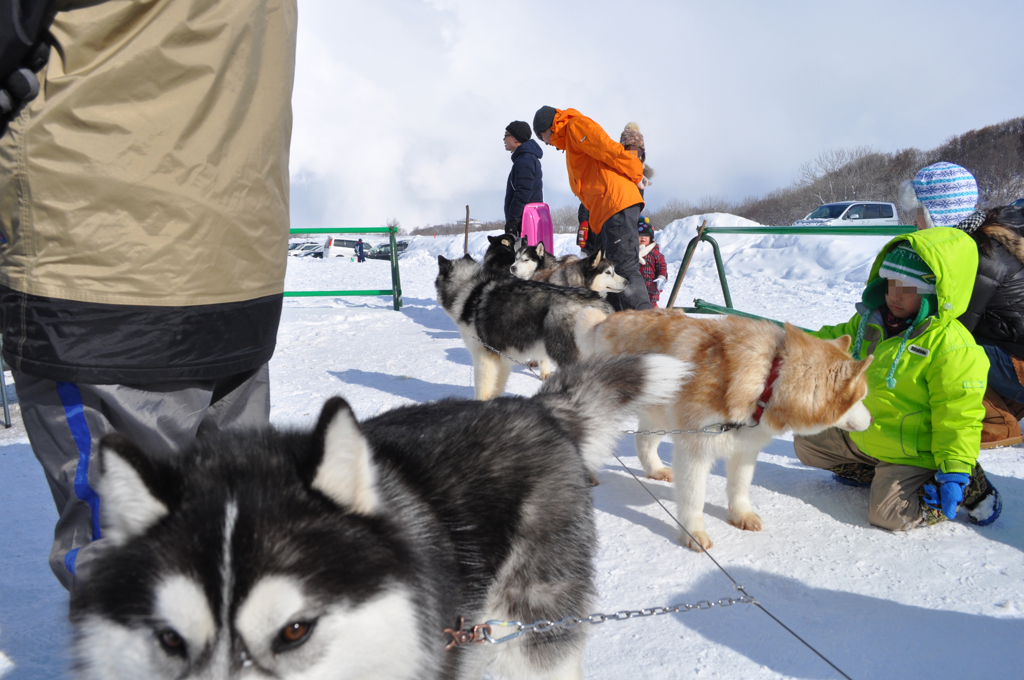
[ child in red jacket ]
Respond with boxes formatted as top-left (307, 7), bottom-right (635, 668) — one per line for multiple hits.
top-left (637, 218), bottom-right (667, 307)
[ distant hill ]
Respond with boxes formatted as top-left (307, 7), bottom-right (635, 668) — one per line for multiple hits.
top-left (649, 116), bottom-right (1024, 228)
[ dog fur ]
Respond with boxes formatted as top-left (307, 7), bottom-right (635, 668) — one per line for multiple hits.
top-left (483, 234), bottom-right (520, 273)
top-left (510, 240), bottom-right (560, 279)
top-left (70, 355), bottom-right (692, 680)
top-left (576, 308), bottom-right (873, 551)
top-left (436, 253), bottom-right (614, 399)
top-left (512, 245), bottom-right (627, 296)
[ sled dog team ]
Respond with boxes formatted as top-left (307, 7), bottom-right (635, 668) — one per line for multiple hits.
top-left (73, 229), bottom-right (1001, 680)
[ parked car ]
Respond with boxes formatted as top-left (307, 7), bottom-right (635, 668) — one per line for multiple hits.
top-left (1011, 198), bottom-right (1024, 209)
top-left (366, 241), bottom-right (410, 260)
top-left (322, 237), bottom-right (367, 258)
top-left (793, 201), bottom-right (900, 227)
top-left (288, 242), bottom-right (322, 257)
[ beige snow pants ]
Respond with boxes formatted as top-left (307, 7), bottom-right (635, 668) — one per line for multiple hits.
top-left (793, 428), bottom-right (936, 531)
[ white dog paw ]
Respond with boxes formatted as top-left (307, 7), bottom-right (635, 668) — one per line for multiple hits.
top-left (682, 530), bottom-right (712, 552)
top-left (646, 467), bottom-right (673, 483)
top-left (728, 512), bottom-right (763, 532)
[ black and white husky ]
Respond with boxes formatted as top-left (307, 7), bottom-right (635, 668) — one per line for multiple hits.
top-left (483, 233), bottom-right (520, 273)
top-left (512, 244), bottom-right (627, 296)
top-left (71, 356), bottom-right (690, 680)
top-left (436, 253), bottom-right (614, 399)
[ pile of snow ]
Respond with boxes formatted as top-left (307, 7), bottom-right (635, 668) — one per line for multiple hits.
top-left (658, 212), bottom-right (892, 285)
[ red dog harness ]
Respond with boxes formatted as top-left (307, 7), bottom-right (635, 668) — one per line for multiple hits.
top-left (750, 356), bottom-right (782, 426)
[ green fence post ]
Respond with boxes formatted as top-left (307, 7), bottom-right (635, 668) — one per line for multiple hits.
top-left (389, 226), bottom-right (403, 310)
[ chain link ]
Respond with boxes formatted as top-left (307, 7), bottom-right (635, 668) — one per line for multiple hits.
top-left (625, 424), bottom-right (742, 436)
top-left (446, 595), bottom-right (756, 647)
top-left (472, 336), bottom-right (544, 381)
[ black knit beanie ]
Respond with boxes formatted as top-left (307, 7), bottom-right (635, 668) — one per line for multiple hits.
top-left (505, 120), bottom-right (531, 143)
top-left (533, 106), bottom-right (557, 136)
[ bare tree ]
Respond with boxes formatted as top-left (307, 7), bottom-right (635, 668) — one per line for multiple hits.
top-left (550, 204), bottom-right (578, 233)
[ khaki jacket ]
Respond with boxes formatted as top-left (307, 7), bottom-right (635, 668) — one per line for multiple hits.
top-left (0, 0), bottom-right (297, 383)
top-left (0, 0), bottom-right (297, 307)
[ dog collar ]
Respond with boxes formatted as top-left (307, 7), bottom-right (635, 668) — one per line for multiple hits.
top-left (750, 356), bottom-right (782, 426)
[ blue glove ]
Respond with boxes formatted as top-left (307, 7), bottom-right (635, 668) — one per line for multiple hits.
top-left (922, 472), bottom-right (970, 520)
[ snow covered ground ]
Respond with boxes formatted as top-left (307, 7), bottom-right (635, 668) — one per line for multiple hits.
top-left (2, 214), bottom-right (1022, 679)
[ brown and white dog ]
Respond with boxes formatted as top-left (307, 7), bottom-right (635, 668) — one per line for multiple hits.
top-left (575, 308), bottom-right (873, 551)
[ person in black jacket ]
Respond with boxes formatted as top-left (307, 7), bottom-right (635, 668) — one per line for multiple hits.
top-left (957, 205), bottom-right (1024, 448)
top-left (503, 120), bottom-right (543, 236)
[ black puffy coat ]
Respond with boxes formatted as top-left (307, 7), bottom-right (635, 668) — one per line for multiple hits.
top-left (504, 139), bottom-right (544, 233)
top-left (959, 225), bottom-right (1024, 358)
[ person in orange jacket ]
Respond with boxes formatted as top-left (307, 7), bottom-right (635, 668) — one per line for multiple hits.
top-left (533, 106), bottom-right (651, 310)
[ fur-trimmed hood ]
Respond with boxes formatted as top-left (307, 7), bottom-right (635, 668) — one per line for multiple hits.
top-left (981, 224), bottom-right (1024, 266)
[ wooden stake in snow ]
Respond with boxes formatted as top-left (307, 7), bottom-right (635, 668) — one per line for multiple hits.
top-left (464, 205), bottom-right (470, 255)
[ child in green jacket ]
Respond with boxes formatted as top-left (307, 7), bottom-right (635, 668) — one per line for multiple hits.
top-left (794, 227), bottom-right (1002, 529)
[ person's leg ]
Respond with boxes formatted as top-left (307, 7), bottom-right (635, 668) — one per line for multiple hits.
top-left (979, 387), bottom-right (1024, 449)
top-left (13, 366), bottom-right (271, 588)
top-left (982, 345), bottom-right (1024, 403)
top-left (793, 428), bottom-right (879, 486)
top-left (867, 463), bottom-right (936, 530)
top-left (597, 204), bottom-right (651, 311)
top-left (196, 364), bottom-right (271, 437)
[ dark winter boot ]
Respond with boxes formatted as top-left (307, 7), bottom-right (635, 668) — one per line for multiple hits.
top-left (962, 463), bottom-right (1002, 526)
top-left (980, 388), bottom-right (1024, 449)
top-left (829, 462), bottom-right (875, 487)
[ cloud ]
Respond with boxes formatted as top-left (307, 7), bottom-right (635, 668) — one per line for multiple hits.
top-left (290, 0), bottom-right (1024, 229)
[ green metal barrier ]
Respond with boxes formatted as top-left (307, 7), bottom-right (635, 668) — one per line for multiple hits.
top-left (667, 224), bottom-right (917, 324)
top-left (285, 227), bottom-right (403, 310)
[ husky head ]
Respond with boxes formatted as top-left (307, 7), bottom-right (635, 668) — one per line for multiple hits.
top-left (435, 253), bottom-right (484, 318)
top-left (72, 399), bottom-right (435, 680)
top-left (765, 324), bottom-right (874, 435)
top-left (510, 240), bottom-right (548, 279)
top-left (483, 234), bottom-right (519, 272)
top-left (583, 250), bottom-right (628, 296)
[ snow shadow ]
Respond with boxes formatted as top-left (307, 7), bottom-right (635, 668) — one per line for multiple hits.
top-left (671, 566), bottom-right (1024, 679)
top-left (0, 443), bottom-right (72, 680)
top-left (398, 299), bottom-right (461, 339)
top-left (753, 459), bottom-right (1024, 554)
top-left (329, 369), bottom-right (474, 402)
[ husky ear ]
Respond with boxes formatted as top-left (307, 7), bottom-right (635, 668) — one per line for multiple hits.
top-left (311, 397), bottom-right (381, 515)
top-left (487, 235), bottom-right (499, 245)
top-left (833, 335), bottom-right (852, 352)
top-left (437, 255), bottom-right (452, 275)
top-left (536, 241), bottom-right (546, 258)
top-left (461, 253), bottom-right (475, 262)
top-left (593, 249), bottom-right (603, 265)
top-left (97, 435), bottom-right (176, 545)
top-left (855, 355), bottom-right (874, 375)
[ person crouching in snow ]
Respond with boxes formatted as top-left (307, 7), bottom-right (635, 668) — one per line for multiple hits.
top-left (903, 162), bottom-right (1024, 449)
top-left (794, 228), bottom-right (1002, 529)
top-left (637, 217), bottom-right (667, 307)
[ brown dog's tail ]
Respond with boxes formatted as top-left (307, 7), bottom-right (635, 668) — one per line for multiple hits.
top-left (574, 307), bottom-right (610, 358)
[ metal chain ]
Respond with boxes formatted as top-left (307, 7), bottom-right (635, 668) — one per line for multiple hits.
top-left (625, 424), bottom-right (742, 436)
top-left (472, 336), bottom-right (544, 381)
top-left (475, 595), bottom-right (756, 645)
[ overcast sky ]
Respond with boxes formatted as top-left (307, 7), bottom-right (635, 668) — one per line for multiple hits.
top-left (289, 0), bottom-right (1024, 230)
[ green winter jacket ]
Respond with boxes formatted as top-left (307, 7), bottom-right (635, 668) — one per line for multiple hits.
top-left (811, 228), bottom-right (987, 474)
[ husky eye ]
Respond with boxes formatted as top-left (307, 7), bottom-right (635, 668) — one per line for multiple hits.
top-left (157, 628), bottom-right (186, 657)
top-left (274, 619), bottom-right (316, 653)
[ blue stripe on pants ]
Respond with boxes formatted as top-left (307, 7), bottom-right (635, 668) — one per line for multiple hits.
top-left (56, 382), bottom-right (101, 574)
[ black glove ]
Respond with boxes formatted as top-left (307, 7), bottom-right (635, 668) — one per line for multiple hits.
top-left (1, 2), bottom-right (57, 134)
